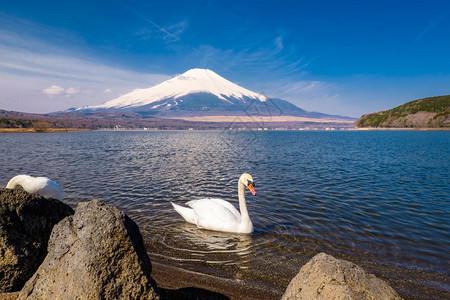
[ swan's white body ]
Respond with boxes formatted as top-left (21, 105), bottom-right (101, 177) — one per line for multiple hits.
top-left (6, 175), bottom-right (63, 200)
top-left (172, 173), bottom-right (255, 233)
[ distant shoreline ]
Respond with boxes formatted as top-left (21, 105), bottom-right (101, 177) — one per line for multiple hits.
top-left (0, 128), bottom-right (92, 133)
top-left (2, 127), bottom-right (449, 133)
top-left (161, 115), bottom-right (355, 124)
top-left (355, 127), bottom-right (450, 131)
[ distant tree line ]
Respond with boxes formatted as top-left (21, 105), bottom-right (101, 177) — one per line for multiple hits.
top-left (0, 118), bottom-right (33, 128)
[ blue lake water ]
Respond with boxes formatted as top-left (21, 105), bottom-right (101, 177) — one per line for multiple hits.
top-left (1, 130), bottom-right (449, 299)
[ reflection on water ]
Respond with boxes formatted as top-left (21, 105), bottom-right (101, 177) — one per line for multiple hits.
top-left (153, 223), bottom-right (254, 266)
top-left (0, 131), bottom-right (449, 299)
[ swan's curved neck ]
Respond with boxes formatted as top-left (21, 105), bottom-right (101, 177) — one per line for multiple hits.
top-left (238, 181), bottom-right (250, 223)
top-left (6, 176), bottom-right (24, 189)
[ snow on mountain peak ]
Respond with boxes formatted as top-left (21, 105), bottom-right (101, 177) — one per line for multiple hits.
top-left (80, 68), bottom-right (267, 111)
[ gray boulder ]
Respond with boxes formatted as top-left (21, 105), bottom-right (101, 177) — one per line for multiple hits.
top-left (282, 253), bottom-right (402, 300)
top-left (0, 188), bottom-right (74, 292)
top-left (18, 199), bottom-right (159, 300)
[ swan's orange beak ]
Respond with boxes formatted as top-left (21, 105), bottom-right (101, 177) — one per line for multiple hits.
top-left (248, 183), bottom-right (256, 196)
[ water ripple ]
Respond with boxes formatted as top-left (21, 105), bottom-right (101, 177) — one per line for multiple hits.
top-left (1, 131), bottom-right (449, 298)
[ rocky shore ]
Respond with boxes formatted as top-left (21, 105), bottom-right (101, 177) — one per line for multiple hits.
top-left (0, 189), bottom-right (73, 292)
top-left (0, 188), bottom-right (402, 299)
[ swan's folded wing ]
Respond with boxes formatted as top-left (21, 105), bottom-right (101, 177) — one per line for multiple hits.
top-left (187, 198), bottom-right (241, 231)
top-left (172, 202), bottom-right (197, 225)
top-left (38, 178), bottom-right (64, 200)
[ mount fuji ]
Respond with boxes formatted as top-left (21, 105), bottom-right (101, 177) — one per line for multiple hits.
top-left (73, 68), bottom-right (350, 121)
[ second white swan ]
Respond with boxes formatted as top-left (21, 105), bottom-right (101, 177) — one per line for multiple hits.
top-left (171, 173), bottom-right (256, 233)
top-left (6, 174), bottom-right (63, 201)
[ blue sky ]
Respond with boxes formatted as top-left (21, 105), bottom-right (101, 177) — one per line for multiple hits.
top-left (0, 0), bottom-right (449, 117)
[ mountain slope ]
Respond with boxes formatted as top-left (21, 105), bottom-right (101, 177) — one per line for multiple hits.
top-left (356, 95), bottom-right (449, 128)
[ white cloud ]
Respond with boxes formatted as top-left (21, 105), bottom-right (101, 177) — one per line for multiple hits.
top-left (65, 87), bottom-right (79, 95)
top-left (103, 88), bottom-right (112, 93)
top-left (42, 85), bottom-right (65, 96)
top-left (42, 85), bottom-right (79, 98)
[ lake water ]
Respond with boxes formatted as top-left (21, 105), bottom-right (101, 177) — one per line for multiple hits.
top-left (1, 130), bottom-right (449, 299)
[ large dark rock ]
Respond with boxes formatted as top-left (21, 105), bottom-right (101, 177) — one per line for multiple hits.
top-left (0, 188), bottom-right (74, 292)
top-left (18, 199), bottom-right (159, 299)
top-left (282, 253), bottom-right (402, 300)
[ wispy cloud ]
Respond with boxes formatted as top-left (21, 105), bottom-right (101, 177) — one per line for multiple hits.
top-left (274, 36), bottom-right (283, 53)
top-left (120, 2), bottom-right (184, 42)
top-left (0, 27), bottom-right (168, 113)
top-left (0, 31), bottom-right (166, 84)
top-left (188, 35), bottom-right (308, 81)
top-left (166, 20), bottom-right (189, 40)
top-left (412, 14), bottom-right (447, 45)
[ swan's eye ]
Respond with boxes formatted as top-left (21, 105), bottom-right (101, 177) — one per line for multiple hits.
top-left (248, 180), bottom-right (255, 187)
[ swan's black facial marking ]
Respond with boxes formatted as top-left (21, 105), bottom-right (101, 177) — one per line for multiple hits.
top-left (247, 180), bottom-right (255, 187)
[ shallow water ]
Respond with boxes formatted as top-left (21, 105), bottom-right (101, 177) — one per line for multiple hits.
top-left (1, 130), bottom-right (449, 299)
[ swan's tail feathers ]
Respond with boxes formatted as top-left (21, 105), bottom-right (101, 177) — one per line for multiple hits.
top-left (171, 202), bottom-right (197, 225)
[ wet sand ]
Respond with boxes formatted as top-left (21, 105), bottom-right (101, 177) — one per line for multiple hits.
top-left (152, 262), bottom-right (283, 300)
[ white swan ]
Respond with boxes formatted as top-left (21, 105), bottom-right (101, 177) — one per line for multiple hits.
top-left (6, 174), bottom-right (63, 201)
top-left (171, 173), bottom-right (256, 233)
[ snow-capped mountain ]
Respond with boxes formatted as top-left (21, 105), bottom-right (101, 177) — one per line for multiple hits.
top-left (76, 68), bottom-right (269, 113)
top-left (73, 68), bottom-right (350, 120)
